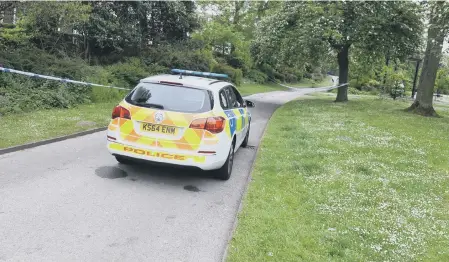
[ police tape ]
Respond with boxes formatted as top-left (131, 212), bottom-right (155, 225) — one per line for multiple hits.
top-left (276, 82), bottom-right (349, 90)
top-left (0, 66), bottom-right (132, 91)
top-left (268, 76), bottom-right (348, 90)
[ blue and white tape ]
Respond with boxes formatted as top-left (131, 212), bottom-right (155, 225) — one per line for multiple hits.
top-left (269, 76), bottom-right (348, 90)
top-left (275, 81), bottom-right (348, 90)
top-left (0, 66), bottom-right (132, 91)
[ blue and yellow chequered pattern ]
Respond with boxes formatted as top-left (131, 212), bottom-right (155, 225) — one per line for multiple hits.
top-left (223, 108), bottom-right (248, 137)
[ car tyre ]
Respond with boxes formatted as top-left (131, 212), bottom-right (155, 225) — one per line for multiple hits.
top-left (241, 124), bottom-right (250, 148)
top-left (115, 155), bottom-right (134, 165)
top-left (215, 143), bottom-right (235, 181)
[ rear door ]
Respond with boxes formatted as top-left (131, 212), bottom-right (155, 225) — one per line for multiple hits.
top-left (222, 85), bottom-right (247, 145)
top-left (119, 82), bottom-right (214, 152)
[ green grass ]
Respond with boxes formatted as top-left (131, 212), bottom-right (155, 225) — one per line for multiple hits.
top-left (227, 94), bottom-right (449, 262)
top-left (238, 83), bottom-right (289, 97)
top-left (0, 101), bottom-right (119, 149)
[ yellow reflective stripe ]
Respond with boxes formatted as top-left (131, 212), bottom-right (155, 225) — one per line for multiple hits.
top-left (183, 129), bottom-right (202, 145)
top-left (158, 139), bottom-right (178, 149)
top-left (108, 143), bottom-right (205, 163)
top-left (109, 143), bottom-right (122, 151)
top-left (166, 112), bottom-right (190, 126)
top-left (233, 109), bottom-right (242, 131)
top-left (119, 119), bottom-right (134, 134)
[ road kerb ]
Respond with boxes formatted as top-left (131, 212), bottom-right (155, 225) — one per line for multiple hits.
top-left (0, 127), bottom-right (107, 155)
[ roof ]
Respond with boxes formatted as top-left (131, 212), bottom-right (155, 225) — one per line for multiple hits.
top-left (140, 74), bottom-right (231, 91)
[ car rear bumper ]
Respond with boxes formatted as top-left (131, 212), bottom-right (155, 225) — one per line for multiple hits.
top-left (107, 140), bottom-right (226, 171)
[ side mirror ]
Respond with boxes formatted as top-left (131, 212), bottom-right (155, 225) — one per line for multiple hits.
top-left (245, 100), bottom-right (255, 108)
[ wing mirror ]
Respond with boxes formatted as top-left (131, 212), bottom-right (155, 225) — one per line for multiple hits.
top-left (245, 100), bottom-right (255, 108)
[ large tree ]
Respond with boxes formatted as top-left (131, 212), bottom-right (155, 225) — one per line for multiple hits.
top-left (407, 2), bottom-right (449, 116)
top-left (194, 1), bottom-right (277, 73)
top-left (11, 1), bottom-right (91, 51)
top-left (81, 1), bottom-right (198, 62)
top-left (253, 1), bottom-right (423, 102)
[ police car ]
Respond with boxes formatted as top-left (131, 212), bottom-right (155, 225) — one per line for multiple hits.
top-left (106, 69), bottom-right (255, 180)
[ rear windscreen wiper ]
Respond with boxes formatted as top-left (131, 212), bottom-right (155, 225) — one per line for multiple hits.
top-left (134, 102), bottom-right (164, 109)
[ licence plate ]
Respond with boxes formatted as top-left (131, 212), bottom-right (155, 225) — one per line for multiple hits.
top-left (141, 123), bottom-right (178, 135)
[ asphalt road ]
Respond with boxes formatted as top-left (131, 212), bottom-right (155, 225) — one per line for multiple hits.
top-left (0, 88), bottom-right (323, 262)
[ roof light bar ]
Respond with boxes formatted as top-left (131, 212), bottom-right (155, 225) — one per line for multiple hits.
top-left (171, 69), bottom-right (229, 79)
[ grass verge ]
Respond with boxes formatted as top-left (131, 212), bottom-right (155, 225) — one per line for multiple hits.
top-left (227, 94), bottom-right (449, 261)
top-left (0, 101), bottom-right (118, 149)
top-left (238, 83), bottom-right (289, 96)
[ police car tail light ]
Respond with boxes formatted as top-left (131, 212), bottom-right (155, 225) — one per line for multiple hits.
top-left (189, 116), bottom-right (225, 133)
top-left (205, 117), bottom-right (226, 133)
top-left (189, 118), bottom-right (207, 129)
top-left (112, 105), bottom-right (131, 119)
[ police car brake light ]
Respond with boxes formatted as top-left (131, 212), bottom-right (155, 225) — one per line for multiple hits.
top-left (171, 69), bottom-right (229, 79)
top-left (190, 116), bottom-right (225, 133)
top-left (112, 105), bottom-right (131, 119)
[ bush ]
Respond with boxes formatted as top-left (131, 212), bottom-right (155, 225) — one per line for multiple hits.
top-left (211, 63), bottom-right (243, 86)
top-left (106, 57), bottom-right (154, 88)
top-left (0, 73), bottom-right (91, 115)
top-left (312, 73), bottom-right (325, 82)
top-left (349, 79), bottom-right (361, 90)
top-left (284, 73), bottom-right (297, 83)
top-left (142, 41), bottom-right (213, 72)
top-left (0, 40), bottom-right (248, 115)
top-left (361, 79), bottom-right (381, 91)
top-left (0, 47), bottom-right (122, 114)
top-left (258, 63), bottom-right (276, 80)
top-left (246, 69), bottom-right (268, 84)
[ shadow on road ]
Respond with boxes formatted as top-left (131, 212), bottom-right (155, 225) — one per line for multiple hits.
top-left (95, 160), bottom-right (218, 190)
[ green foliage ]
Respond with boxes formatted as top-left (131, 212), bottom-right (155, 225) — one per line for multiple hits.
top-left (436, 65), bottom-right (449, 95)
top-left (192, 21), bottom-right (252, 73)
top-left (143, 41), bottom-right (213, 72)
top-left (0, 1), bottom-right (433, 113)
top-left (252, 1), bottom-right (424, 101)
top-left (0, 74), bottom-right (91, 115)
top-left (106, 58), bottom-right (153, 88)
top-left (0, 47), bottom-right (124, 114)
top-left (246, 69), bottom-right (268, 84)
top-left (17, 2), bottom-right (91, 50)
top-left (211, 63), bottom-right (243, 86)
top-left (381, 66), bottom-right (408, 98)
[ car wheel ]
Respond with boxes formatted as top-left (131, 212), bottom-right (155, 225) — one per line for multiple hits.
top-left (115, 155), bottom-right (134, 165)
top-left (215, 143), bottom-right (235, 181)
top-left (241, 124), bottom-right (250, 148)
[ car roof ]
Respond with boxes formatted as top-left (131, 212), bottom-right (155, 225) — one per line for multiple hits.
top-left (140, 74), bottom-right (231, 91)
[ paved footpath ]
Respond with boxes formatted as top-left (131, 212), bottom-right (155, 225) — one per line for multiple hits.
top-left (0, 88), bottom-right (324, 262)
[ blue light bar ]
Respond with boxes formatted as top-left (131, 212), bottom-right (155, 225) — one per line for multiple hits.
top-left (171, 69), bottom-right (229, 79)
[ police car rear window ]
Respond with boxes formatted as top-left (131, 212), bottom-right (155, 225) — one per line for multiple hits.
top-left (125, 83), bottom-right (212, 113)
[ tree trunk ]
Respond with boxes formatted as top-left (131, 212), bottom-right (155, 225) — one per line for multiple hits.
top-left (382, 54), bottom-right (390, 88)
top-left (138, 3), bottom-right (148, 53)
top-left (406, 12), bottom-right (445, 117)
top-left (231, 1), bottom-right (244, 54)
top-left (335, 45), bottom-right (350, 102)
top-left (84, 33), bottom-right (89, 61)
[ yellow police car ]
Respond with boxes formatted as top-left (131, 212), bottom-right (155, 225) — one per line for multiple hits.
top-left (106, 69), bottom-right (255, 180)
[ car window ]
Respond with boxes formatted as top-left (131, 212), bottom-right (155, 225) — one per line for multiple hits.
top-left (125, 83), bottom-right (212, 113)
top-left (231, 86), bottom-right (244, 108)
top-left (219, 89), bottom-right (229, 109)
top-left (225, 86), bottom-right (240, 108)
